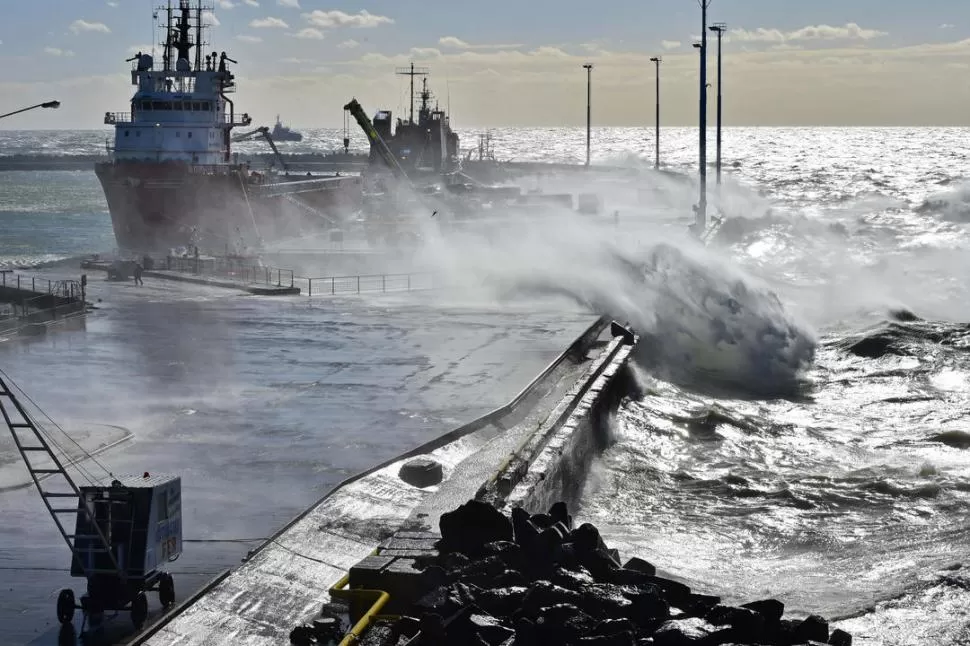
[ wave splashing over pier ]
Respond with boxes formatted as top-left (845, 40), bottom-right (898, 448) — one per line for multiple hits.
top-left (416, 208), bottom-right (815, 398)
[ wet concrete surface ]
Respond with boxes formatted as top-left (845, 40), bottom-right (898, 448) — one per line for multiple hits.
top-left (0, 270), bottom-right (591, 645)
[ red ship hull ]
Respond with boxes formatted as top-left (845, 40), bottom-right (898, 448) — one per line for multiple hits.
top-left (95, 161), bottom-right (362, 252)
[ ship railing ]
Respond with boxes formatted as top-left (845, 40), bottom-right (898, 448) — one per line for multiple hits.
top-left (104, 112), bottom-right (131, 125)
top-left (300, 272), bottom-right (437, 297)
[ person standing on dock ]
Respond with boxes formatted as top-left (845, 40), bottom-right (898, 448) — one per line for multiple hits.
top-left (133, 263), bottom-right (144, 287)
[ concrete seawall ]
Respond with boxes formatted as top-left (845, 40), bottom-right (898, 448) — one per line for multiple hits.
top-left (133, 316), bottom-right (638, 646)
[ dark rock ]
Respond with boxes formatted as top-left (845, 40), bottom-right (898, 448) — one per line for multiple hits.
top-left (607, 548), bottom-right (623, 565)
top-left (514, 617), bottom-right (538, 646)
top-left (623, 557), bottom-right (657, 577)
top-left (652, 617), bottom-right (720, 645)
top-left (704, 605), bottom-right (765, 643)
top-left (535, 603), bottom-right (597, 643)
top-left (310, 616), bottom-right (341, 641)
top-left (643, 576), bottom-right (692, 608)
top-left (795, 615), bottom-right (829, 643)
top-left (682, 593), bottom-right (720, 617)
top-left (549, 501), bottom-right (572, 529)
top-left (571, 523), bottom-right (609, 555)
top-left (590, 618), bottom-right (636, 637)
top-left (580, 583), bottom-right (635, 618)
top-left (439, 500), bottom-right (513, 557)
top-left (626, 588), bottom-right (671, 630)
top-left (414, 584), bottom-right (462, 617)
top-left (418, 612), bottom-right (447, 643)
top-left (440, 552), bottom-right (471, 574)
top-left (512, 507), bottom-right (540, 551)
top-left (551, 566), bottom-right (596, 591)
top-left (473, 586), bottom-right (529, 618)
top-left (829, 628), bottom-right (853, 646)
top-left (740, 598), bottom-right (784, 624)
top-left (520, 580), bottom-right (583, 618)
top-left (399, 457), bottom-right (444, 488)
top-left (483, 541), bottom-right (527, 570)
top-left (576, 631), bottom-right (636, 646)
top-left (608, 568), bottom-right (655, 586)
top-left (288, 625), bottom-right (314, 646)
top-left (581, 547), bottom-right (624, 582)
top-left (530, 513), bottom-right (556, 529)
top-left (469, 613), bottom-right (516, 646)
top-left (773, 618), bottom-right (801, 645)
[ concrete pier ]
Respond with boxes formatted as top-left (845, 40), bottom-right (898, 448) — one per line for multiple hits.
top-left (130, 316), bottom-right (638, 645)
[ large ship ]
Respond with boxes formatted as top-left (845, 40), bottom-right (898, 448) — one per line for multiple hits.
top-left (270, 115), bottom-right (303, 142)
top-left (95, 0), bottom-right (361, 253)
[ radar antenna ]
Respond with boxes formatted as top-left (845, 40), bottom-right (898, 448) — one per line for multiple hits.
top-left (395, 62), bottom-right (429, 126)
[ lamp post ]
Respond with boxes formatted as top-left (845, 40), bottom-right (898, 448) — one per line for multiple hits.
top-left (696, 0), bottom-right (713, 231)
top-left (0, 101), bottom-right (61, 121)
top-left (709, 22), bottom-right (727, 186)
top-left (583, 63), bottom-right (593, 167)
top-left (649, 57), bottom-right (662, 169)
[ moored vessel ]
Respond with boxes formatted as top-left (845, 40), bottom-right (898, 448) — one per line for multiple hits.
top-left (96, 0), bottom-right (360, 254)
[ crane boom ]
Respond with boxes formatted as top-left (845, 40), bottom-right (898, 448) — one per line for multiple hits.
top-left (343, 98), bottom-right (410, 183)
top-left (256, 126), bottom-right (288, 173)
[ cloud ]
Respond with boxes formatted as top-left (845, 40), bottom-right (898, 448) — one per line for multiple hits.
top-left (278, 0), bottom-right (300, 7)
top-left (337, 39), bottom-right (359, 49)
top-left (44, 47), bottom-right (75, 57)
top-left (439, 36), bottom-right (469, 49)
top-left (250, 16), bottom-right (288, 28)
top-left (236, 34), bottom-right (263, 43)
top-left (215, 0), bottom-right (235, 8)
top-left (279, 57), bottom-right (311, 64)
top-left (661, 40), bottom-right (681, 50)
top-left (438, 36), bottom-right (524, 50)
top-left (243, 0), bottom-right (259, 5)
top-left (302, 10), bottom-right (393, 29)
top-left (127, 44), bottom-right (153, 54)
top-left (202, 11), bottom-right (220, 26)
top-left (289, 28), bottom-right (323, 39)
top-left (410, 47), bottom-right (441, 59)
top-left (69, 20), bottom-right (110, 34)
top-left (106, 1), bottom-right (118, 6)
top-left (731, 22), bottom-right (887, 44)
top-left (940, 24), bottom-right (955, 30)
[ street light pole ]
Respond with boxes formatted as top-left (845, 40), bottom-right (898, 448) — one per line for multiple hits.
top-left (649, 57), bottom-right (662, 169)
top-left (710, 22), bottom-right (727, 187)
top-left (697, 0), bottom-right (713, 231)
top-left (0, 101), bottom-right (61, 121)
top-left (583, 63), bottom-right (593, 167)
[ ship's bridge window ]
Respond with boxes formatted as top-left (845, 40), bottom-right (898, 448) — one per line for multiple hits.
top-left (125, 130), bottom-right (130, 137)
top-left (193, 102), bottom-right (201, 111)
top-left (142, 101), bottom-right (151, 111)
top-left (188, 131), bottom-right (193, 138)
top-left (152, 101), bottom-right (169, 110)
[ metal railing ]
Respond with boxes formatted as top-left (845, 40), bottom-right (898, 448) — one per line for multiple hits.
top-left (163, 256), bottom-right (295, 288)
top-left (0, 272), bottom-right (85, 325)
top-left (304, 272), bottom-right (436, 296)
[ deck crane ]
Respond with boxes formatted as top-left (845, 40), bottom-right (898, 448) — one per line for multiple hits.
top-left (343, 98), bottom-right (411, 184)
top-left (255, 126), bottom-right (289, 174)
top-left (0, 369), bottom-right (182, 633)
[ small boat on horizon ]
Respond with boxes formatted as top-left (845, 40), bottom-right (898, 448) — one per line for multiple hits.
top-left (270, 115), bottom-right (302, 142)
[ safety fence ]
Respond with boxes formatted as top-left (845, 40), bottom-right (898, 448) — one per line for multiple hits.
top-left (303, 272), bottom-right (436, 296)
top-left (0, 272), bottom-right (85, 331)
top-left (163, 256), bottom-right (295, 288)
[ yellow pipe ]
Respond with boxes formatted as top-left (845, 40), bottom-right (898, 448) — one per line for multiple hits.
top-left (329, 572), bottom-right (391, 646)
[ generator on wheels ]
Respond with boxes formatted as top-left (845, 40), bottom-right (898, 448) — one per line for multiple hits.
top-left (0, 371), bottom-right (182, 632)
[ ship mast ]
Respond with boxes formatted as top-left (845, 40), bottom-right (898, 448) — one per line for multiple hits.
top-left (395, 62), bottom-right (429, 125)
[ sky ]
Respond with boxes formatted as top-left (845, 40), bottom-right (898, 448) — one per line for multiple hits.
top-left (2, 0), bottom-right (970, 129)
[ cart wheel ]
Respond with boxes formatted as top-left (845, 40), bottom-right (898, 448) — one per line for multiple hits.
top-left (159, 572), bottom-right (175, 607)
top-left (131, 592), bottom-right (148, 630)
top-left (56, 588), bottom-right (75, 624)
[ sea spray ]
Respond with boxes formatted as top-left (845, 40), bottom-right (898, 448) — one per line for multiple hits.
top-left (414, 208), bottom-right (816, 397)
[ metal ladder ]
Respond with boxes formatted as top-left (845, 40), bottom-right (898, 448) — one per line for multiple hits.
top-left (0, 373), bottom-right (122, 577)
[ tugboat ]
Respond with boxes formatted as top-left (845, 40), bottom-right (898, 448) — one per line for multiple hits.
top-left (95, 0), bottom-right (361, 253)
top-left (270, 115), bottom-right (303, 142)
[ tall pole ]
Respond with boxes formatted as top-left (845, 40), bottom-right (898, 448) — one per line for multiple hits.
top-left (710, 23), bottom-right (727, 186)
top-left (583, 63), bottom-right (593, 167)
top-left (697, 0), bottom-right (712, 231)
top-left (650, 57), bottom-right (661, 169)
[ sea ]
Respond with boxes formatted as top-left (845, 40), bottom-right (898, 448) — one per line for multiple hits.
top-left (2, 126), bottom-right (970, 645)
